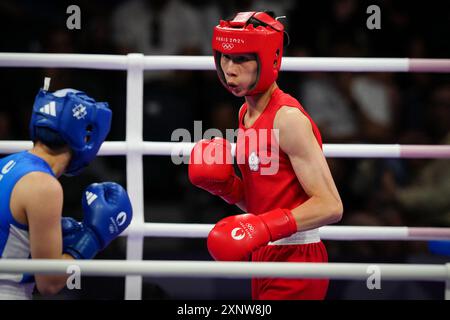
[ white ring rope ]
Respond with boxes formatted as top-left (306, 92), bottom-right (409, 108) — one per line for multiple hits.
top-left (122, 224), bottom-right (450, 241)
top-left (1, 141), bottom-right (450, 159)
top-left (0, 53), bottom-right (450, 72)
top-left (0, 259), bottom-right (448, 281)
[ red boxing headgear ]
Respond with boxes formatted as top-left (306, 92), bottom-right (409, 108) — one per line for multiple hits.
top-left (212, 12), bottom-right (285, 96)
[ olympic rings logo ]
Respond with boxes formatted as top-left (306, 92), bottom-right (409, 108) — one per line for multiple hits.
top-left (245, 223), bottom-right (255, 233)
top-left (222, 43), bottom-right (234, 50)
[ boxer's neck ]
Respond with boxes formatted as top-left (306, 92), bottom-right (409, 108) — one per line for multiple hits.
top-left (29, 142), bottom-right (71, 177)
top-left (245, 82), bottom-right (278, 119)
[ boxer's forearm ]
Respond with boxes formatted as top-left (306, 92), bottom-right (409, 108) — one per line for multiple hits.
top-left (34, 253), bottom-right (74, 296)
top-left (291, 195), bottom-right (343, 232)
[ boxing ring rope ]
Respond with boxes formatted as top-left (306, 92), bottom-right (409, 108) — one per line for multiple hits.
top-left (1, 141), bottom-right (450, 159)
top-left (1, 259), bottom-right (449, 300)
top-left (0, 259), bottom-right (449, 284)
top-left (1, 53), bottom-right (450, 300)
top-left (121, 224), bottom-right (450, 241)
top-left (1, 53), bottom-right (450, 72)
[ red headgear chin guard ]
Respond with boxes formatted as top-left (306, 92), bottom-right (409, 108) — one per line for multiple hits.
top-left (212, 11), bottom-right (285, 96)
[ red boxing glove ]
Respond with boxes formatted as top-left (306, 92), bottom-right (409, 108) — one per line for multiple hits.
top-left (189, 137), bottom-right (244, 204)
top-left (207, 208), bottom-right (298, 261)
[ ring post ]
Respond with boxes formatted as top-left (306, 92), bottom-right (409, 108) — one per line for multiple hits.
top-left (124, 53), bottom-right (145, 300)
top-left (445, 263), bottom-right (450, 300)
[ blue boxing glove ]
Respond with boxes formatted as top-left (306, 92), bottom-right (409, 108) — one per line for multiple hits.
top-left (62, 182), bottom-right (133, 259)
top-left (61, 217), bottom-right (86, 256)
top-left (428, 240), bottom-right (450, 256)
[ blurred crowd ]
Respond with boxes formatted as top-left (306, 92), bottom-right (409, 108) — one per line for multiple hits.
top-left (0, 0), bottom-right (449, 299)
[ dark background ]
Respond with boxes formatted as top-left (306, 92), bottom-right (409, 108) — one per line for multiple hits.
top-left (0, 0), bottom-right (449, 299)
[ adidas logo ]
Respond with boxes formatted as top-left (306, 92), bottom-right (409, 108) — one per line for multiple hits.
top-left (39, 101), bottom-right (56, 116)
top-left (85, 191), bottom-right (98, 205)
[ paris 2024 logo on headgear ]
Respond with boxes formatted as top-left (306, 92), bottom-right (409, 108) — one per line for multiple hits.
top-left (221, 43), bottom-right (234, 50)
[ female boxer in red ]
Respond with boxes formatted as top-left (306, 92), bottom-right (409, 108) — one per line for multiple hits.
top-left (189, 11), bottom-right (343, 300)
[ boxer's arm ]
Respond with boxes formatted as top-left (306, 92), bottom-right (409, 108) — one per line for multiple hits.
top-left (20, 172), bottom-right (73, 296)
top-left (274, 107), bottom-right (343, 231)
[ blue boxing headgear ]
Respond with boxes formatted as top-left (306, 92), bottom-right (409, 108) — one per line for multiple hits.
top-left (29, 87), bottom-right (112, 176)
